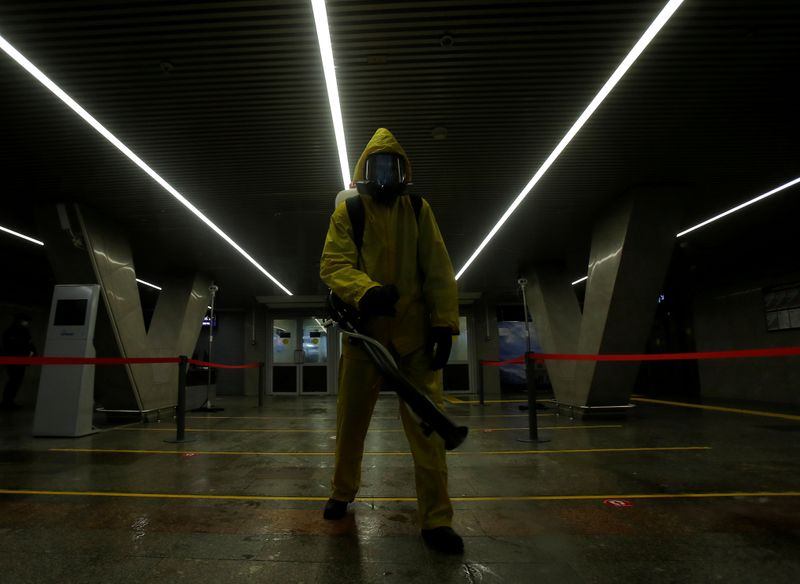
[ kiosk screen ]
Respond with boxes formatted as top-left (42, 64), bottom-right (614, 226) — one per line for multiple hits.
top-left (54, 298), bottom-right (88, 326)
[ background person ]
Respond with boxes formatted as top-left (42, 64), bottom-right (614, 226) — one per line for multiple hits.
top-left (1, 313), bottom-right (36, 411)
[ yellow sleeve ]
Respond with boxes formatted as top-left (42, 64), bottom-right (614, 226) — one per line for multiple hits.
top-left (320, 205), bottom-right (380, 307)
top-left (417, 199), bottom-right (460, 334)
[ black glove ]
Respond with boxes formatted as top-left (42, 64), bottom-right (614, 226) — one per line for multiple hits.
top-left (359, 285), bottom-right (399, 317)
top-left (427, 327), bottom-right (453, 371)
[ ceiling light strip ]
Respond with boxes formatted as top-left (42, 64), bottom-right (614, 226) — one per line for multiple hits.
top-left (1, 224), bottom-right (44, 246)
top-left (311, 0), bottom-right (351, 190)
top-left (455, 0), bottom-right (685, 281)
top-left (0, 34), bottom-right (292, 296)
top-left (135, 278), bottom-right (162, 291)
top-left (676, 176), bottom-right (800, 237)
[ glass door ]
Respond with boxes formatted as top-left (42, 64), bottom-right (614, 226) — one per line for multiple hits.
top-left (443, 315), bottom-right (473, 393)
top-left (270, 316), bottom-right (330, 394)
top-left (271, 318), bottom-right (298, 393)
top-left (300, 318), bottom-right (328, 393)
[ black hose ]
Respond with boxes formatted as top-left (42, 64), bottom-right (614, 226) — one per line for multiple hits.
top-left (362, 342), bottom-right (468, 450)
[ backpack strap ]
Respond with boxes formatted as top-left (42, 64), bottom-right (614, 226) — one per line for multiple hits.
top-left (345, 195), bottom-right (366, 254)
top-left (408, 193), bottom-right (424, 280)
top-left (409, 192), bottom-right (423, 221)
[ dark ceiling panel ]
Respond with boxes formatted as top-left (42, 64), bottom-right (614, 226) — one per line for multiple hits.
top-left (1, 0), bottom-right (798, 305)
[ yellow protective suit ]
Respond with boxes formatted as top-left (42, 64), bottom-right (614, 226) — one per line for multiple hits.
top-left (320, 128), bottom-right (459, 529)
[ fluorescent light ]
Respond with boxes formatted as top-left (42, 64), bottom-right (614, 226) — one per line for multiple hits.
top-left (455, 0), bottom-right (685, 280)
top-left (0, 34), bottom-right (292, 296)
top-left (571, 276), bottom-right (588, 286)
top-left (677, 176), bottom-right (800, 237)
top-left (135, 278), bottom-right (162, 291)
top-left (311, 0), bottom-right (351, 190)
top-left (0, 224), bottom-right (44, 246)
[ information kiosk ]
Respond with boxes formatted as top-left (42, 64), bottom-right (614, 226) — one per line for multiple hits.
top-left (33, 284), bottom-right (101, 437)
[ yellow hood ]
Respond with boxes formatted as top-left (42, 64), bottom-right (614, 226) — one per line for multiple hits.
top-left (352, 128), bottom-right (413, 182)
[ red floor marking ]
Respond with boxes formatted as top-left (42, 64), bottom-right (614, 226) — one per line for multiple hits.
top-left (604, 499), bottom-right (634, 508)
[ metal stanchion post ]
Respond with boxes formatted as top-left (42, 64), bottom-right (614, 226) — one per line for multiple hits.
top-left (165, 355), bottom-right (196, 444)
top-left (517, 278), bottom-right (549, 444)
top-left (518, 353), bottom-right (549, 444)
top-left (524, 354), bottom-right (540, 439)
top-left (478, 363), bottom-right (485, 406)
top-left (196, 283), bottom-right (224, 412)
top-left (258, 362), bottom-right (265, 409)
top-left (177, 355), bottom-right (187, 441)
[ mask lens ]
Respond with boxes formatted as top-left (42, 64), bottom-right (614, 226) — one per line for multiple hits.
top-left (366, 154), bottom-right (403, 185)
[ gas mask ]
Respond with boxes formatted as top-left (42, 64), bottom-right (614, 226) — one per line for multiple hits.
top-left (356, 152), bottom-right (407, 205)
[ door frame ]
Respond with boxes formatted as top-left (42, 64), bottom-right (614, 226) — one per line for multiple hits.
top-left (267, 313), bottom-right (339, 395)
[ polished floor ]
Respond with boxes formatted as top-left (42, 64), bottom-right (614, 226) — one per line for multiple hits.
top-left (1, 392), bottom-right (799, 583)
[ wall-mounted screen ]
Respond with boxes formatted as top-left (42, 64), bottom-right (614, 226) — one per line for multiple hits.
top-left (53, 298), bottom-right (88, 326)
top-left (763, 283), bottom-right (800, 332)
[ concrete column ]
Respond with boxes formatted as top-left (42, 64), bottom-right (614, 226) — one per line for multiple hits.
top-left (525, 188), bottom-right (684, 408)
top-left (77, 207), bottom-right (211, 411)
top-left (527, 264), bottom-right (582, 404)
top-left (36, 203), bottom-right (210, 412)
top-left (139, 273), bottom-right (211, 408)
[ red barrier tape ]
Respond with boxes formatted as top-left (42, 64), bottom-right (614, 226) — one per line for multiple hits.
top-left (480, 356), bottom-right (526, 366)
top-left (0, 356), bottom-right (180, 366)
top-left (0, 356), bottom-right (262, 369)
top-left (479, 346), bottom-right (800, 366)
top-left (5, 346), bottom-right (798, 368)
top-left (188, 359), bottom-right (262, 370)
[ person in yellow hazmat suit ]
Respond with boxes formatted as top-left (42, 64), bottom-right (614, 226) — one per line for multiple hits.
top-left (320, 128), bottom-right (463, 553)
